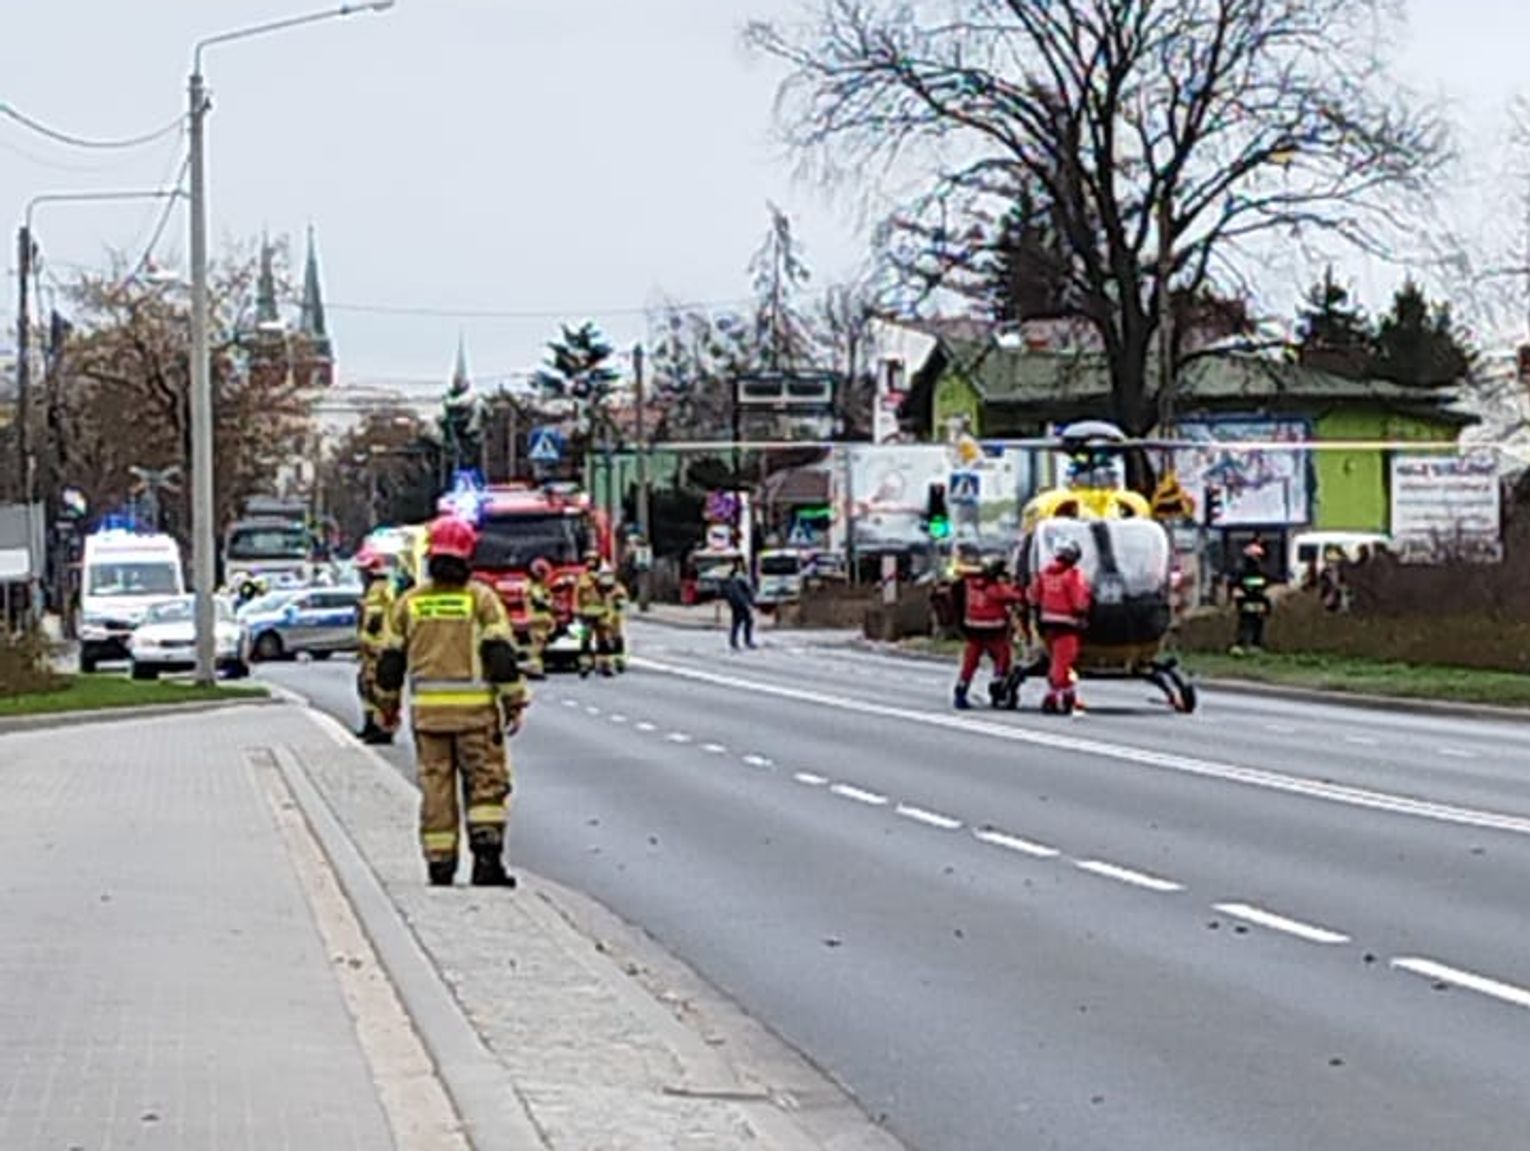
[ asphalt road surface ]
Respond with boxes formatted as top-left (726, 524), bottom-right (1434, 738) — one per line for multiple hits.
top-left (262, 622), bottom-right (1530, 1151)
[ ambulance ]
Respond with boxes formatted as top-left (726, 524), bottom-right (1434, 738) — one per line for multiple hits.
top-left (78, 528), bottom-right (186, 672)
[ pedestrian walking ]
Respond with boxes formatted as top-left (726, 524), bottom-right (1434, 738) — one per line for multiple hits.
top-left (722, 560), bottom-right (756, 650)
top-left (376, 515), bottom-right (529, 888)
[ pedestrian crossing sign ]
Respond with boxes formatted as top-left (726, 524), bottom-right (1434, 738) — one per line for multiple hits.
top-left (528, 426), bottom-right (564, 464)
top-left (949, 470), bottom-right (981, 505)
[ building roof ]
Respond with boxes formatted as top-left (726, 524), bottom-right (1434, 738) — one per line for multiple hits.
top-left (939, 339), bottom-right (1472, 422)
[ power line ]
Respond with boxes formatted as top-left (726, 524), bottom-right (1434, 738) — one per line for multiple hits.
top-left (326, 297), bottom-right (756, 321)
top-left (127, 154), bottom-right (192, 282)
top-left (0, 101), bottom-right (186, 150)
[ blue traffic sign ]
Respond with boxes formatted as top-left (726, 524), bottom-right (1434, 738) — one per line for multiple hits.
top-left (949, 470), bottom-right (981, 505)
top-left (528, 426), bottom-right (564, 464)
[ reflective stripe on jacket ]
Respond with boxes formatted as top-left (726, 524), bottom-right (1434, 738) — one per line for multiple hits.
top-left (961, 575), bottom-right (1021, 631)
top-left (1029, 562), bottom-right (1092, 630)
top-left (385, 580), bottom-right (522, 732)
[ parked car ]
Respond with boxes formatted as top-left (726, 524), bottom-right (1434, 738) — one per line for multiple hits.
top-left (127, 596), bottom-right (249, 681)
top-left (755, 549), bottom-right (805, 606)
top-left (244, 586), bottom-right (362, 662)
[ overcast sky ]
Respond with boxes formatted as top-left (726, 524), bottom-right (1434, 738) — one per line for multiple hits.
top-left (3, 0), bottom-right (1528, 398)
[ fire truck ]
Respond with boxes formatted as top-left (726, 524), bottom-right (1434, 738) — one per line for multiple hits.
top-left (438, 475), bottom-right (611, 670)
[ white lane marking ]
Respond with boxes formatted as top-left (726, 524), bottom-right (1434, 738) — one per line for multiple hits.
top-left (830, 783), bottom-right (888, 807)
top-left (585, 705), bottom-right (601, 716)
top-left (1344, 735), bottom-right (1379, 747)
top-left (742, 753), bottom-right (774, 768)
top-left (895, 804), bottom-right (963, 831)
top-left (562, 698), bottom-right (580, 709)
top-left (793, 772), bottom-right (829, 787)
top-left (1438, 748), bottom-right (1477, 760)
top-left (1212, 902), bottom-right (1350, 945)
top-left (1391, 958), bottom-right (1530, 1010)
top-left (610, 714), bottom-right (628, 724)
top-left (632, 658), bottom-right (1530, 839)
top-left (666, 732), bottom-right (692, 744)
top-left (1075, 860), bottom-right (1183, 893)
top-left (972, 828), bottom-right (1060, 858)
top-left (1264, 723), bottom-right (1296, 734)
top-left (702, 742), bottom-right (728, 754)
top-left (635, 721), bottom-right (657, 733)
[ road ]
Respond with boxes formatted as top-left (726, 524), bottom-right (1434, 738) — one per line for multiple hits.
top-left (263, 622), bottom-right (1530, 1151)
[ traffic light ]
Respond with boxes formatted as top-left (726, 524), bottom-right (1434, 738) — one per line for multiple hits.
top-left (925, 482), bottom-right (951, 540)
top-left (1204, 486), bottom-right (1224, 526)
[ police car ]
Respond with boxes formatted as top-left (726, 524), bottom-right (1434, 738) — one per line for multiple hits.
top-left (243, 586), bottom-right (362, 662)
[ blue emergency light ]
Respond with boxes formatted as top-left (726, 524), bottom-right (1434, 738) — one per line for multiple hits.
top-left (443, 469), bottom-right (489, 525)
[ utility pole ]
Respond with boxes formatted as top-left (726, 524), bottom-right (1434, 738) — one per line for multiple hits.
top-left (15, 226), bottom-right (31, 499)
top-left (188, 65), bottom-right (217, 684)
top-left (633, 343), bottom-right (652, 611)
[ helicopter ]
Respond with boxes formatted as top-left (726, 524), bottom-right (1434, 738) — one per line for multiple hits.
top-left (995, 419), bottom-right (1197, 714)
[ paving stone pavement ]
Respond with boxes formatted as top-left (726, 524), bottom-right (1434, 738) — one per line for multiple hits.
top-left (0, 708), bottom-right (396, 1151)
top-left (286, 710), bottom-right (902, 1151)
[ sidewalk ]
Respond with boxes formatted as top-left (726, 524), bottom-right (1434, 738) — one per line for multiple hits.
top-left (0, 701), bottom-right (901, 1150)
top-left (0, 704), bottom-right (450, 1149)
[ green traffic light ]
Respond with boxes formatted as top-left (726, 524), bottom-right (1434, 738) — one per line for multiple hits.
top-left (929, 516), bottom-right (951, 540)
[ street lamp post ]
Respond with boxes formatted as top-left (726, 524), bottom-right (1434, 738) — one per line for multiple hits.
top-left (187, 0), bottom-right (394, 685)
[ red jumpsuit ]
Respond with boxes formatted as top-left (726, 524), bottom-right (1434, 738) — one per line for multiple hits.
top-left (1028, 560), bottom-right (1092, 707)
top-left (957, 574), bottom-right (1025, 686)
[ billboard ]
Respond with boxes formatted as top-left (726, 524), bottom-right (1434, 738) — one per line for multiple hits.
top-left (1390, 453), bottom-right (1502, 562)
top-left (835, 445), bottom-right (1034, 552)
top-left (1173, 418), bottom-right (1311, 526)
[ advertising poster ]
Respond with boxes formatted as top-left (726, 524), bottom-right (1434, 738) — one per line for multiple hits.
top-left (1173, 418), bottom-right (1311, 526)
top-left (1390, 453), bottom-right (1502, 562)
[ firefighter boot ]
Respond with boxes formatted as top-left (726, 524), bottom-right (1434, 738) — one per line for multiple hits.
top-left (470, 845), bottom-right (516, 888)
top-left (954, 683), bottom-right (972, 710)
top-left (427, 859), bottom-right (457, 887)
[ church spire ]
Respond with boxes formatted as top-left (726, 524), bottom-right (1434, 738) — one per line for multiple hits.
top-left (255, 231), bottom-right (280, 328)
top-left (298, 224), bottom-right (331, 359)
top-left (450, 331), bottom-right (472, 393)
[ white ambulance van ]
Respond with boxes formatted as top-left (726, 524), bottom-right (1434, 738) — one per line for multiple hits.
top-left (78, 529), bottom-right (186, 672)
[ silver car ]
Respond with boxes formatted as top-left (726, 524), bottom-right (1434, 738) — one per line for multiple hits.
top-left (244, 587), bottom-right (362, 662)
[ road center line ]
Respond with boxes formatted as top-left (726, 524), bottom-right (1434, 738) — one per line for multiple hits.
top-left (666, 732), bottom-right (692, 744)
top-left (972, 828), bottom-right (1060, 858)
top-left (632, 657), bottom-right (1530, 839)
top-left (1212, 902), bottom-right (1350, 944)
top-left (635, 722), bottom-right (656, 733)
top-left (1075, 860), bottom-right (1183, 893)
top-left (830, 783), bottom-right (889, 807)
top-left (1438, 748), bottom-right (1476, 760)
top-left (1344, 736), bottom-right (1379, 747)
top-left (585, 706), bottom-right (601, 716)
top-left (702, 742), bottom-right (728, 754)
top-left (562, 698), bottom-right (580, 708)
top-left (610, 714), bottom-right (628, 724)
top-left (1391, 958), bottom-right (1530, 1010)
top-left (793, 772), bottom-right (829, 787)
top-left (743, 754), bottom-right (774, 768)
top-left (895, 804), bottom-right (963, 831)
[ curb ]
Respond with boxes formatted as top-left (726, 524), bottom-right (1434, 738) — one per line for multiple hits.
top-left (0, 694), bottom-right (274, 735)
top-left (273, 743), bottom-right (547, 1151)
top-left (854, 638), bottom-right (1530, 723)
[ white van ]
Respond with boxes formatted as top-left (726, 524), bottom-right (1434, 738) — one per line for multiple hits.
top-left (1287, 531), bottom-right (1390, 585)
top-left (79, 530), bottom-right (186, 672)
top-left (755, 549), bottom-right (805, 606)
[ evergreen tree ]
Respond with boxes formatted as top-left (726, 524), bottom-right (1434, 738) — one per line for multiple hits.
top-left (985, 189), bottom-right (1070, 324)
top-left (534, 321), bottom-right (621, 439)
top-left (748, 203), bottom-right (818, 371)
top-left (1371, 279), bottom-right (1475, 389)
top-left (1295, 267), bottom-right (1372, 379)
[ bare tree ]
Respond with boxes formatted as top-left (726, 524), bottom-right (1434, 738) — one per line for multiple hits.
top-left (749, 202), bottom-right (819, 372)
top-left (750, 0), bottom-right (1447, 434)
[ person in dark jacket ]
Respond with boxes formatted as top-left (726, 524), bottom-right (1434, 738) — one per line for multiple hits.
top-left (722, 561), bottom-right (757, 650)
top-left (1230, 543), bottom-right (1272, 653)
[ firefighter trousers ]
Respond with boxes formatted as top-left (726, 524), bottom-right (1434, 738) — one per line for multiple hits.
top-left (1041, 626), bottom-right (1083, 698)
top-left (356, 653), bottom-right (395, 732)
top-left (414, 725), bottom-right (512, 863)
top-left (525, 618), bottom-right (553, 677)
top-left (579, 615), bottom-right (614, 674)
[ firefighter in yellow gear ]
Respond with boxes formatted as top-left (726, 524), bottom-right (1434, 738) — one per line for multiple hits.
top-left (522, 557), bottom-right (556, 679)
top-left (354, 548), bottom-right (398, 745)
top-left (603, 569), bottom-right (630, 673)
top-left (575, 551), bottom-right (614, 678)
top-left (377, 516), bottom-right (528, 888)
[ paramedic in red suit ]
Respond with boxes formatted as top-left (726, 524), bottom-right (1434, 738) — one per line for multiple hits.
top-left (1028, 539), bottom-right (1093, 715)
top-left (953, 558), bottom-right (1025, 710)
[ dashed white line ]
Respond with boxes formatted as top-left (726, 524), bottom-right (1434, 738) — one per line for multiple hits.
top-left (972, 828), bottom-right (1060, 858)
top-left (895, 804), bottom-right (963, 831)
top-left (1264, 723), bottom-right (1296, 735)
top-left (829, 783), bottom-right (889, 807)
top-left (585, 705), bottom-right (601, 716)
top-left (610, 714), bottom-right (628, 724)
top-left (1438, 748), bottom-right (1477, 760)
top-left (1075, 860), bottom-right (1183, 893)
top-left (702, 742), bottom-right (728, 754)
top-left (666, 732), bottom-right (692, 744)
top-left (1344, 735), bottom-right (1379, 747)
top-left (1213, 902), bottom-right (1350, 945)
top-left (635, 721), bottom-right (657, 733)
top-left (742, 753), bottom-right (774, 769)
top-left (1391, 958), bottom-right (1530, 1010)
top-left (793, 772), bottom-right (829, 787)
top-left (562, 698), bottom-right (580, 709)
